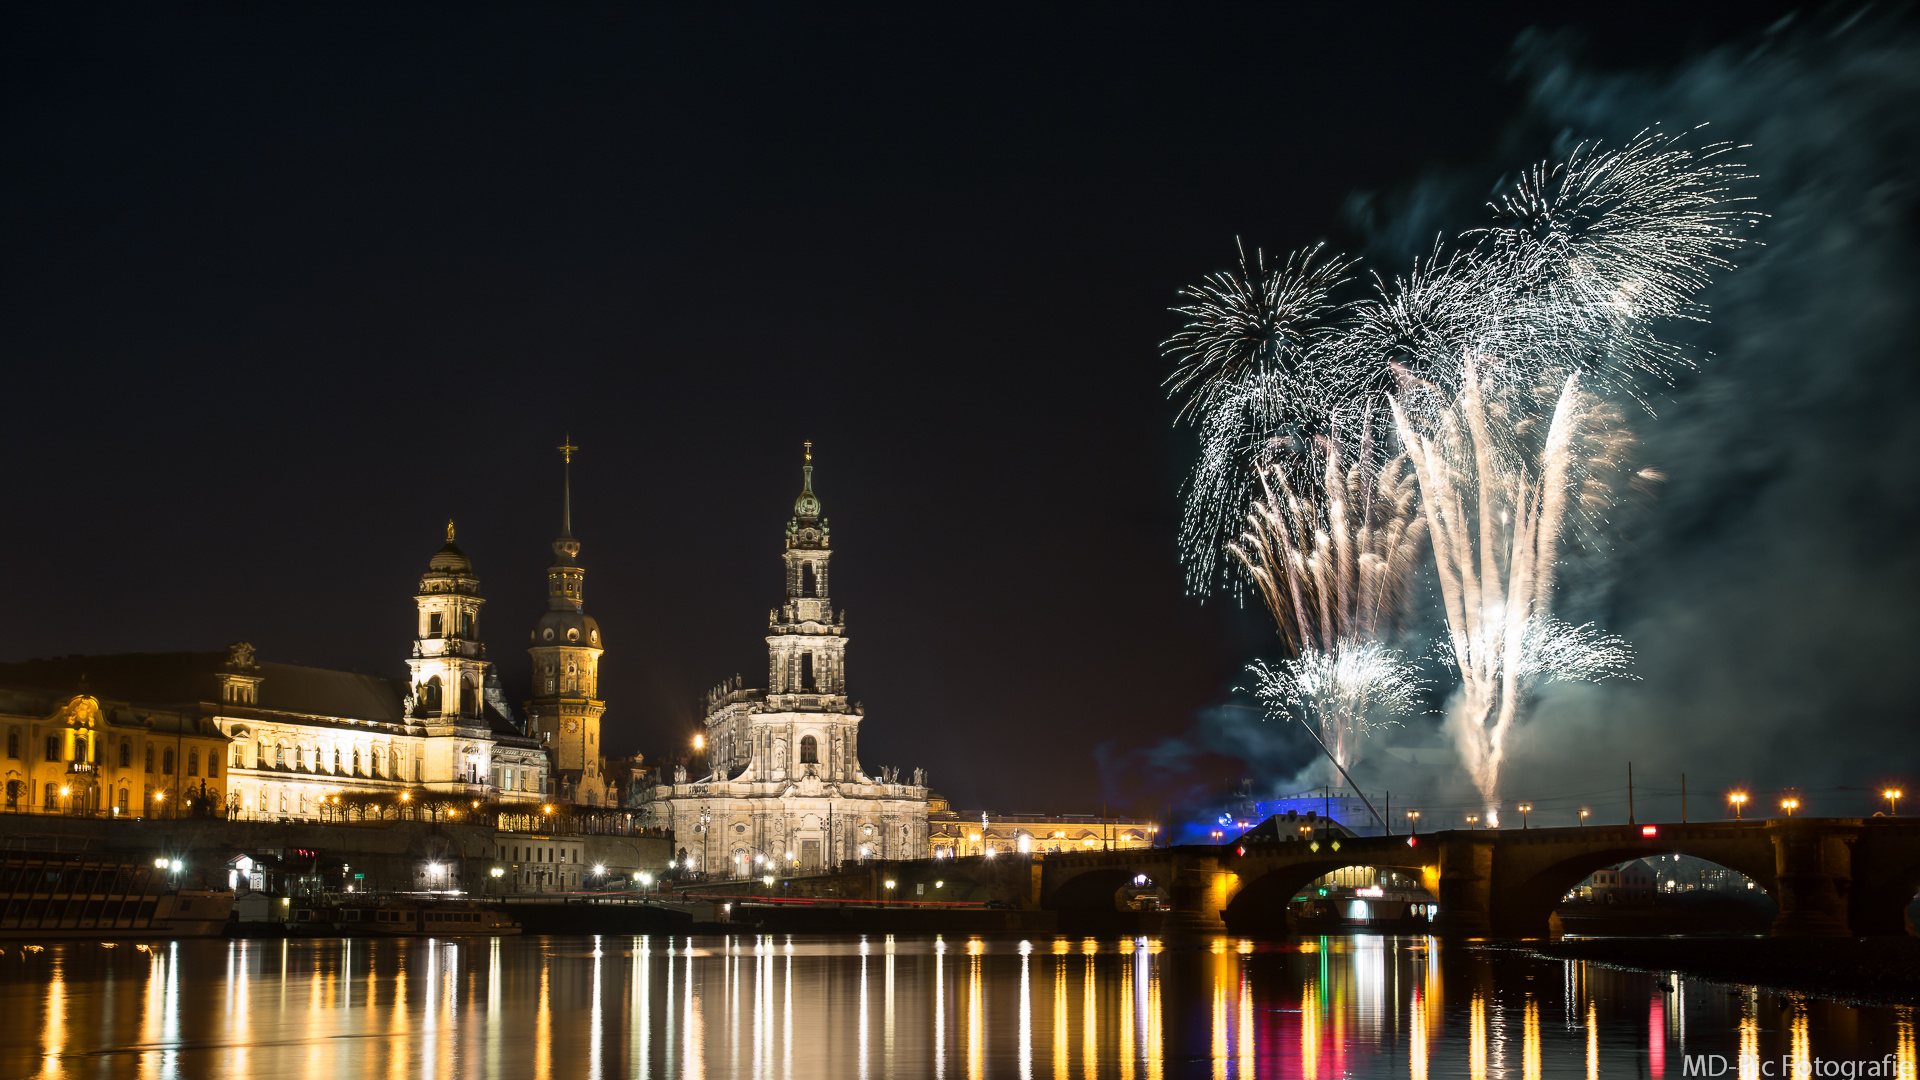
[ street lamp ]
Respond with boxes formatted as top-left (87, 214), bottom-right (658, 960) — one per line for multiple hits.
top-left (1579, 808), bottom-right (1589, 827)
top-left (1780, 797), bottom-right (1800, 818)
top-left (1517, 803), bottom-right (1532, 830)
top-left (1465, 814), bottom-right (1479, 828)
top-left (1728, 792), bottom-right (1748, 820)
top-left (1406, 811), bottom-right (1419, 835)
top-left (1884, 789), bottom-right (1903, 817)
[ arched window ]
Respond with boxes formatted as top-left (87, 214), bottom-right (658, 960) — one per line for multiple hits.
top-left (275, 744), bottom-right (286, 769)
top-left (5, 732), bottom-right (15, 759)
top-left (119, 741), bottom-right (131, 768)
top-left (801, 563), bottom-right (816, 597)
top-left (146, 745), bottom-right (155, 773)
top-left (208, 754), bottom-right (218, 779)
top-left (461, 677), bottom-right (478, 718)
top-left (187, 750), bottom-right (199, 777)
top-left (117, 789), bottom-right (129, 813)
top-left (162, 749), bottom-right (175, 775)
top-left (333, 748), bottom-right (342, 773)
top-left (352, 748), bottom-right (360, 773)
top-left (800, 735), bottom-right (818, 764)
top-left (390, 749), bottom-right (399, 778)
top-left (422, 677), bottom-right (442, 713)
top-left (800, 652), bottom-right (815, 691)
top-left (371, 748), bottom-right (381, 777)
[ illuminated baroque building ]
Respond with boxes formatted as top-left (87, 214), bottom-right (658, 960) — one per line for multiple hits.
top-left (0, 485), bottom-right (632, 825)
top-left (640, 446), bottom-right (929, 875)
top-left (0, 522), bottom-right (551, 821)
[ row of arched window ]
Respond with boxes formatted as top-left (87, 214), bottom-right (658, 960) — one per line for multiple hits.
top-left (245, 738), bottom-right (406, 779)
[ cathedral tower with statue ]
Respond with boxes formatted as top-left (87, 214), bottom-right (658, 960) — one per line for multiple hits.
top-left (640, 444), bottom-right (928, 875)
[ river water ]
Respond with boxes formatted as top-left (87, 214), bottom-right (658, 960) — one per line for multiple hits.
top-left (1, 934), bottom-right (1911, 1078)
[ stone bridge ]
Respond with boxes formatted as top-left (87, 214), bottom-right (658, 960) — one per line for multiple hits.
top-left (893, 817), bottom-right (1920, 938)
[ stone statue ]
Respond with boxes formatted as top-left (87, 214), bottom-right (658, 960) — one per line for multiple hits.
top-left (674, 764), bottom-right (687, 783)
top-left (228, 642), bottom-right (256, 669)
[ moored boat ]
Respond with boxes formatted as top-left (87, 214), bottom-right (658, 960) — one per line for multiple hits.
top-left (0, 852), bottom-right (234, 939)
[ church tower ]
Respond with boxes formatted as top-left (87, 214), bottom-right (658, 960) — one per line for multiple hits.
top-left (406, 522), bottom-right (494, 786)
top-left (704, 442), bottom-right (862, 783)
top-left (524, 437), bottom-right (610, 805)
top-left (648, 442), bottom-right (928, 875)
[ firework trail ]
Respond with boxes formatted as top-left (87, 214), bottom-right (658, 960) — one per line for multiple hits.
top-left (1390, 362), bottom-right (1637, 818)
top-left (1227, 435), bottom-right (1427, 773)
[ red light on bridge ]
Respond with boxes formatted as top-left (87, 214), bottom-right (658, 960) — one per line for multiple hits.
top-left (1641, 825), bottom-right (1659, 838)
top-left (1235, 846), bottom-right (1246, 857)
top-left (1406, 836), bottom-right (1417, 847)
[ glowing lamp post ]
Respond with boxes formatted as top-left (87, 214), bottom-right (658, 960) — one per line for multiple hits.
top-left (1406, 810), bottom-right (1419, 835)
top-left (1465, 814), bottom-right (1479, 829)
top-left (1884, 789), bottom-right (1903, 817)
top-left (1728, 792), bottom-right (1748, 820)
top-left (1516, 803), bottom-right (1532, 830)
top-left (1780, 798), bottom-right (1800, 818)
top-left (1579, 808), bottom-right (1589, 828)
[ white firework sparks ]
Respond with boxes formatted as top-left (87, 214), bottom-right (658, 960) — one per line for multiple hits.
top-left (1167, 128), bottom-right (1752, 818)
top-left (1246, 644), bottom-right (1425, 773)
top-left (1164, 241), bottom-right (1354, 594)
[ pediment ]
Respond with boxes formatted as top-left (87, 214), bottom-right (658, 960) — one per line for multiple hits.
top-left (50, 694), bottom-right (102, 729)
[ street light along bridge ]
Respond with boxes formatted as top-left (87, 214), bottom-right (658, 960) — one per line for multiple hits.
top-left (890, 816), bottom-right (1920, 938)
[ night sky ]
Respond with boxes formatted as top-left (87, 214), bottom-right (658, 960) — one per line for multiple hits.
top-left (0, 3), bottom-right (1847, 817)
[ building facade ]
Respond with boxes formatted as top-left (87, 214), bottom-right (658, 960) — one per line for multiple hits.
top-left (0, 526), bottom-right (551, 822)
top-left (1, 681), bottom-right (228, 819)
top-left (639, 446), bottom-right (929, 876)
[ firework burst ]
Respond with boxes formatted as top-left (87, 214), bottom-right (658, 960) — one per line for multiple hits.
top-left (1164, 241), bottom-right (1353, 594)
top-left (1166, 128), bottom-right (1752, 819)
top-left (1227, 433), bottom-right (1428, 775)
top-left (1246, 643), bottom-right (1425, 773)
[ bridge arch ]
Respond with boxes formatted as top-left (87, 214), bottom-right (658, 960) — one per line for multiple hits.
top-left (1222, 854), bottom-right (1432, 934)
top-left (1478, 828), bottom-right (1781, 938)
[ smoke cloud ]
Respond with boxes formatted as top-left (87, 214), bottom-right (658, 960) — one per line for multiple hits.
top-left (1115, 8), bottom-right (1920, 829)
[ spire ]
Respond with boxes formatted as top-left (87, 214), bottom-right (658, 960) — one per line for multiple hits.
top-left (557, 434), bottom-right (578, 539)
top-left (794, 440), bottom-right (822, 523)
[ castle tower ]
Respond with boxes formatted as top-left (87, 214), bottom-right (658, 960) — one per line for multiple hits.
top-left (405, 521), bottom-right (494, 786)
top-left (524, 437), bottom-right (610, 805)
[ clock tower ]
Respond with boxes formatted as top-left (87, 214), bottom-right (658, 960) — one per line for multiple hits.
top-left (524, 437), bottom-right (612, 806)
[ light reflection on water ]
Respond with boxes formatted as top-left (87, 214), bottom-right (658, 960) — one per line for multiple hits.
top-left (1, 934), bottom-right (1914, 1078)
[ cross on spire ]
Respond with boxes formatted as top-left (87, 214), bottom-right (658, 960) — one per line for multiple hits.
top-left (557, 434), bottom-right (577, 538)
top-left (804, 440), bottom-right (812, 463)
